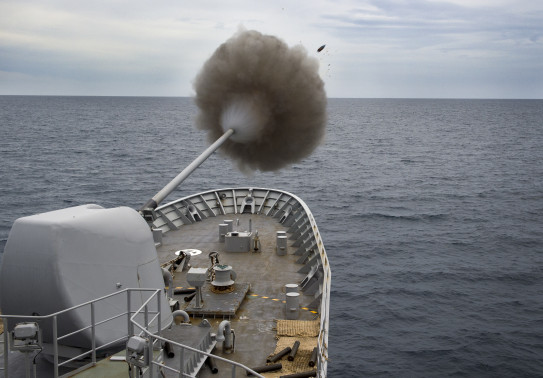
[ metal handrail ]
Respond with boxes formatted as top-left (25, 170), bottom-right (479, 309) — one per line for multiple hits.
top-left (156, 187), bottom-right (331, 377)
top-left (129, 289), bottom-right (265, 378)
top-left (297, 194), bottom-right (331, 378)
top-left (0, 288), bottom-right (159, 378)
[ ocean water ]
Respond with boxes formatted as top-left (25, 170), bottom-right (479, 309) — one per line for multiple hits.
top-left (1, 96), bottom-right (542, 377)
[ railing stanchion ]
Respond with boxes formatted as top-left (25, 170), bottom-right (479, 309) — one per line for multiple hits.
top-left (144, 304), bottom-right (149, 333)
top-left (179, 347), bottom-right (184, 378)
top-left (157, 291), bottom-right (162, 337)
top-left (127, 289), bottom-right (133, 337)
top-left (3, 318), bottom-right (9, 378)
top-left (53, 315), bottom-right (58, 378)
top-left (91, 302), bottom-right (96, 365)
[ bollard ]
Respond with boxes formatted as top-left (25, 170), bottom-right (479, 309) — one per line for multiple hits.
top-left (152, 228), bottom-right (163, 244)
top-left (276, 234), bottom-right (288, 256)
top-left (219, 224), bottom-right (228, 242)
top-left (285, 292), bottom-right (300, 320)
top-left (285, 283), bottom-right (298, 294)
top-left (224, 220), bottom-right (233, 232)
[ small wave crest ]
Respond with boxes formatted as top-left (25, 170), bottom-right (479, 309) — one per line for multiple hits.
top-left (354, 212), bottom-right (448, 222)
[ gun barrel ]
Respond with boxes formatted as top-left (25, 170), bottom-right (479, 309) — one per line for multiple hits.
top-left (141, 128), bottom-right (234, 211)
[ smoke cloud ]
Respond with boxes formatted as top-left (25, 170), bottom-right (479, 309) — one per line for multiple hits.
top-left (193, 29), bottom-right (327, 172)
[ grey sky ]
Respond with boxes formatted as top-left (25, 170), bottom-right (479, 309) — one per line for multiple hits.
top-left (1, 0), bottom-right (541, 98)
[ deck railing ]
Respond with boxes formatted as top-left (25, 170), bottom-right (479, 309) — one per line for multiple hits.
top-left (0, 288), bottom-right (156, 378)
top-left (129, 288), bottom-right (264, 378)
top-left (156, 187), bottom-right (331, 377)
top-left (0, 288), bottom-right (263, 378)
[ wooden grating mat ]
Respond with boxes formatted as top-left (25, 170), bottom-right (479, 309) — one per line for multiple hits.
top-left (262, 337), bottom-right (318, 377)
top-left (276, 319), bottom-right (320, 337)
top-left (261, 320), bottom-right (320, 377)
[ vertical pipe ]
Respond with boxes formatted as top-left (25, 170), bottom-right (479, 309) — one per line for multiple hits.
top-left (91, 303), bottom-right (96, 365)
top-left (231, 364), bottom-right (236, 378)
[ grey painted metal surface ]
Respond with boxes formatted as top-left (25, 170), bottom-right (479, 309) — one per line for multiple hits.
top-left (0, 205), bottom-right (172, 349)
top-left (0, 187), bottom-right (330, 377)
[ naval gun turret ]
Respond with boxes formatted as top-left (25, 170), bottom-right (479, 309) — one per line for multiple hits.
top-left (0, 204), bottom-right (172, 352)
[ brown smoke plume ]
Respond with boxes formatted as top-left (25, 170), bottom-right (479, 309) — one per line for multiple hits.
top-left (193, 29), bottom-right (327, 172)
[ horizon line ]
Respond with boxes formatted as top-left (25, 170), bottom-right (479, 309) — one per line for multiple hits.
top-left (0, 94), bottom-right (541, 101)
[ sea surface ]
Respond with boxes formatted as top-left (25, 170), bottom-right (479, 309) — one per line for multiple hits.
top-left (1, 96), bottom-right (542, 377)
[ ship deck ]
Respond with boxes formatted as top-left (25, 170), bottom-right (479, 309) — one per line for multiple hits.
top-left (155, 212), bottom-right (318, 377)
top-left (0, 188), bottom-right (328, 377)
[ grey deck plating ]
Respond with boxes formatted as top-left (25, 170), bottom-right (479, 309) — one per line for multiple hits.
top-left (155, 211), bottom-right (318, 376)
top-left (184, 283), bottom-right (250, 317)
top-left (0, 187), bottom-right (329, 377)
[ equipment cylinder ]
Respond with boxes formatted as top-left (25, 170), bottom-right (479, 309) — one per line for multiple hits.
top-left (309, 347), bottom-right (318, 367)
top-left (164, 341), bottom-right (175, 358)
top-left (184, 292), bottom-right (196, 302)
top-left (219, 224), bottom-right (228, 242)
top-left (224, 220), bottom-right (234, 233)
top-left (152, 228), bottom-right (163, 244)
top-left (288, 341), bottom-right (300, 361)
top-left (285, 283), bottom-right (298, 293)
top-left (206, 356), bottom-right (218, 374)
top-left (286, 292), bottom-right (300, 320)
top-left (247, 363), bottom-right (282, 376)
top-left (276, 234), bottom-right (288, 256)
top-left (267, 347), bottom-right (292, 363)
top-left (279, 371), bottom-right (317, 378)
top-left (174, 288), bottom-right (196, 295)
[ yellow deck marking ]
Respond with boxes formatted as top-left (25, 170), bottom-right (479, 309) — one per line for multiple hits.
top-left (247, 293), bottom-right (315, 312)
